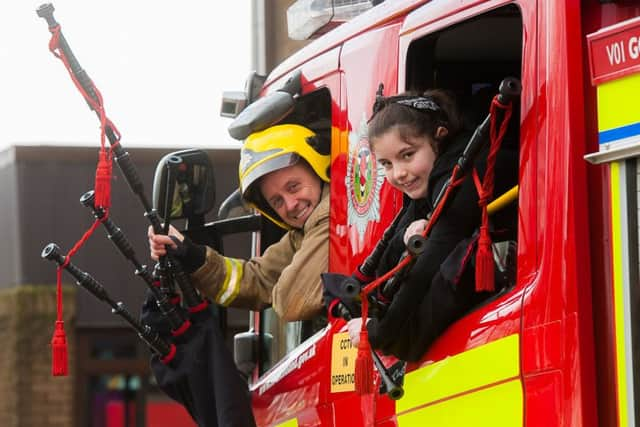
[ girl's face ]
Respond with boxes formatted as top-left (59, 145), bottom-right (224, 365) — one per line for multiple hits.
top-left (372, 127), bottom-right (438, 200)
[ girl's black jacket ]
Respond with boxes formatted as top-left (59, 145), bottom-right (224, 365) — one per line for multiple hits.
top-left (366, 131), bottom-right (519, 362)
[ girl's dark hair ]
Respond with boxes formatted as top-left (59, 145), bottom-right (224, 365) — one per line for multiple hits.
top-left (368, 88), bottom-right (462, 154)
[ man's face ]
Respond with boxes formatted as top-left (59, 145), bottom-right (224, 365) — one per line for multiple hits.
top-left (259, 162), bottom-right (322, 229)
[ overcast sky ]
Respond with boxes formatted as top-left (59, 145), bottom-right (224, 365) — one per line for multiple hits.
top-left (0, 1), bottom-right (252, 150)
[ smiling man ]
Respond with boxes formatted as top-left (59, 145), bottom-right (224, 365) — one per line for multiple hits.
top-left (148, 124), bottom-right (331, 321)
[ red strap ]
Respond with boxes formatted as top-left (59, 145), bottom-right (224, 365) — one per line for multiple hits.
top-left (358, 96), bottom-right (514, 329)
top-left (48, 24), bottom-right (120, 211)
top-left (352, 163), bottom-right (467, 384)
top-left (327, 299), bottom-right (342, 321)
top-left (359, 164), bottom-right (465, 301)
top-left (188, 300), bottom-right (210, 314)
top-left (52, 218), bottom-right (104, 376)
top-left (353, 268), bottom-right (373, 284)
top-left (354, 294), bottom-right (374, 395)
top-left (161, 344), bottom-right (177, 365)
top-left (46, 23), bottom-right (125, 376)
top-left (355, 95), bottom-right (515, 367)
top-left (472, 97), bottom-right (513, 292)
top-left (171, 320), bottom-right (192, 337)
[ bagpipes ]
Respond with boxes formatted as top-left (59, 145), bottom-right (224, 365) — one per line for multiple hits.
top-left (324, 76), bottom-right (521, 395)
top-left (42, 243), bottom-right (176, 360)
top-left (359, 77), bottom-right (521, 292)
top-left (37, 4), bottom-right (256, 426)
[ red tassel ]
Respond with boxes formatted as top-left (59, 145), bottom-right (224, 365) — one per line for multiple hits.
top-left (470, 96), bottom-right (513, 292)
top-left (51, 320), bottom-right (68, 376)
top-left (94, 149), bottom-right (113, 210)
top-left (354, 329), bottom-right (374, 395)
top-left (475, 225), bottom-right (495, 292)
top-left (354, 294), bottom-right (374, 395)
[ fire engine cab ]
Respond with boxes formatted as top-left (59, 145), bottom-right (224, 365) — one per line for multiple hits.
top-left (213, 0), bottom-right (640, 426)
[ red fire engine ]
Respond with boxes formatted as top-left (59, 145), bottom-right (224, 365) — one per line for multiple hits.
top-left (217, 0), bottom-right (640, 426)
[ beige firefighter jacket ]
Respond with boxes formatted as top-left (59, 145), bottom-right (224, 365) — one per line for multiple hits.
top-left (190, 185), bottom-right (329, 321)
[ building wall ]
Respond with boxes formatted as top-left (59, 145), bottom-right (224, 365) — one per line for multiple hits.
top-left (0, 145), bottom-right (250, 426)
top-left (263, 0), bottom-right (309, 71)
top-left (0, 285), bottom-right (75, 427)
top-left (0, 149), bottom-right (20, 287)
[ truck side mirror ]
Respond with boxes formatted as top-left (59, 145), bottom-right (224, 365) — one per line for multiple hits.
top-left (220, 71), bottom-right (267, 119)
top-left (227, 91), bottom-right (294, 140)
top-left (234, 330), bottom-right (273, 378)
top-left (152, 149), bottom-right (216, 227)
top-left (227, 70), bottom-right (302, 140)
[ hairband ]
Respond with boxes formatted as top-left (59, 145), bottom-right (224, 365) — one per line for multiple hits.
top-left (395, 97), bottom-right (441, 112)
top-left (370, 83), bottom-right (441, 121)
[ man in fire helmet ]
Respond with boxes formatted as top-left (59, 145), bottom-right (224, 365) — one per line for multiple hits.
top-left (149, 124), bottom-right (331, 321)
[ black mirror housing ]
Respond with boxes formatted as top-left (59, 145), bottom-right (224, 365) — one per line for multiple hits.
top-left (227, 91), bottom-right (295, 140)
top-left (233, 330), bottom-right (272, 379)
top-left (152, 149), bottom-right (216, 225)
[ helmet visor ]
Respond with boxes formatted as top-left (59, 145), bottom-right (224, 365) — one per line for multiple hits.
top-left (241, 152), bottom-right (300, 201)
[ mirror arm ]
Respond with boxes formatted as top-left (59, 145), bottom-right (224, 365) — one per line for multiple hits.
top-left (184, 214), bottom-right (262, 249)
top-left (218, 189), bottom-right (244, 219)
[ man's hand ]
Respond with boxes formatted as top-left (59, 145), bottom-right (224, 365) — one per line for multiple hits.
top-left (148, 225), bottom-right (184, 260)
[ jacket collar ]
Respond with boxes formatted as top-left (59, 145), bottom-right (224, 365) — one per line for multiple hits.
top-left (303, 183), bottom-right (330, 233)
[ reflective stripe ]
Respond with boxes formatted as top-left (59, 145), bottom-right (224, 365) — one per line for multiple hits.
top-left (274, 418), bottom-right (298, 427)
top-left (397, 334), bottom-right (521, 426)
top-left (597, 74), bottom-right (640, 136)
top-left (215, 257), bottom-right (243, 306)
top-left (610, 162), bottom-right (634, 427)
top-left (397, 379), bottom-right (522, 426)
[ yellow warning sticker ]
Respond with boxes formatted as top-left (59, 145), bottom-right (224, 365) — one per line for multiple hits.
top-left (330, 332), bottom-right (357, 393)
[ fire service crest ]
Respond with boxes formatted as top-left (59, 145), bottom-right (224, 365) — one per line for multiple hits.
top-left (345, 115), bottom-right (384, 244)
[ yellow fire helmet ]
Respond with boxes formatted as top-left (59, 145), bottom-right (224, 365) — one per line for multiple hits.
top-left (239, 124), bottom-right (330, 229)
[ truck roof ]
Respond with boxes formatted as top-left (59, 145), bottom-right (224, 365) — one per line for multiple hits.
top-left (265, 0), bottom-right (428, 88)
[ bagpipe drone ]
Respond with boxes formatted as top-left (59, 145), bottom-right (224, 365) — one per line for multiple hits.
top-left (36, 4), bottom-right (257, 426)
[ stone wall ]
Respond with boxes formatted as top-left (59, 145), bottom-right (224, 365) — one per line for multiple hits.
top-left (0, 285), bottom-right (76, 427)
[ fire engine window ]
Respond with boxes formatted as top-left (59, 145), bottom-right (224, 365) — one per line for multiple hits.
top-left (406, 3), bottom-right (521, 150)
top-left (406, 5), bottom-right (522, 99)
top-left (405, 4), bottom-right (522, 296)
top-left (257, 87), bottom-right (332, 373)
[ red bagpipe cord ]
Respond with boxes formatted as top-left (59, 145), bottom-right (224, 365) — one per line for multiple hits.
top-left (52, 220), bottom-right (103, 375)
top-left (48, 25), bottom-right (120, 210)
top-left (353, 96), bottom-right (514, 389)
top-left (472, 97), bottom-right (513, 292)
top-left (47, 25), bottom-right (121, 376)
top-left (354, 296), bottom-right (374, 395)
top-left (353, 172), bottom-right (465, 394)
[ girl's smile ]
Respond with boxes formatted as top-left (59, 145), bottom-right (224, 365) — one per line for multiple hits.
top-left (372, 127), bottom-right (438, 200)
